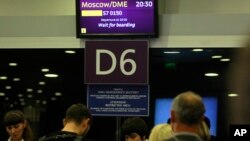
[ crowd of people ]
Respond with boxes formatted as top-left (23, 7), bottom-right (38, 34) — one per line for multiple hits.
top-left (119, 91), bottom-right (217, 141)
top-left (3, 91), bottom-right (218, 141)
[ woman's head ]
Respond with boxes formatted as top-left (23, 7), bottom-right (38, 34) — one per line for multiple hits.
top-left (3, 110), bottom-right (32, 141)
top-left (149, 123), bottom-right (173, 141)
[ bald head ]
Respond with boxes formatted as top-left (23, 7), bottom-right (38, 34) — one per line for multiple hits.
top-left (171, 91), bottom-right (205, 125)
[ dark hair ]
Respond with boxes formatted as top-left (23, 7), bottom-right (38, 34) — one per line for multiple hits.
top-left (4, 110), bottom-right (25, 126)
top-left (65, 103), bottom-right (92, 125)
top-left (121, 117), bottom-right (148, 139)
top-left (204, 116), bottom-right (211, 129)
top-left (3, 110), bottom-right (33, 141)
top-left (167, 118), bottom-right (171, 124)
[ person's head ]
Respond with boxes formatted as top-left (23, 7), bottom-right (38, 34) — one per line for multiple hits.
top-left (63, 103), bottom-right (92, 136)
top-left (170, 91), bottom-right (205, 132)
top-left (121, 117), bottom-right (148, 141)
top-left (149, 123), bottom-right (173, 141)
top-left (3, 110), bottom-right (33, 141)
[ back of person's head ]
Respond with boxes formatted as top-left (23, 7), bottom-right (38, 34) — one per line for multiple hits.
top-left (149, 123), bottom-right (173, 141)
top-left (171, 91), bottom-right (205, 125)
top-left (3, 110), bottom-right (33, 141)
top-left (65, 103), bottom-right (92, 125)
top-left (121, 117), bottom-right (148, 140)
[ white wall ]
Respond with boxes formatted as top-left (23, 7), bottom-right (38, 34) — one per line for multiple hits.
top-left (0, 0), bottom-right (250, 48)
top-left (159, 0), bottom-right (250, 14)
top-left (0, 0), bottom-right (74, 16)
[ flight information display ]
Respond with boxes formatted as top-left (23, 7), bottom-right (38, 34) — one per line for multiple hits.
top-left (76, 0), bottom-right (158, 38)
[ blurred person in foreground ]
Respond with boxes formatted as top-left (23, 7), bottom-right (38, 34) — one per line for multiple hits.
top-left (38, 103), bottom-right (92, 141)
top-left (225, 39), bottom-right (250, 138)
top-left (164, 91), bottom-right (205, 141)
top-left (3, 110), bottom-right (33, 141)
top-left (121, 117), bottom-right (148, 141)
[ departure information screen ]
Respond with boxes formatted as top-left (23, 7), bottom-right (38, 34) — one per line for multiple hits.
top-left (76, 0), bottom-right (158, 38)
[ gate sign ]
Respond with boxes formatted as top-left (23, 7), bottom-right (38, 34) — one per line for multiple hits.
top-left (85, 41), bottom-right (148, 84)
top-left (87, 85), bottom-right (149, 116)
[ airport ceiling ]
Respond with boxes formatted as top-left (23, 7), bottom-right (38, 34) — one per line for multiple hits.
top-left (0, 48), bottom-right (237, 110)
top-left (149, 48), bottom-right (236, 96)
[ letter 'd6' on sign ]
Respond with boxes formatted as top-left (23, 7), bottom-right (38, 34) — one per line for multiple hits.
top-left (85, 41), bottom-right (148, 84)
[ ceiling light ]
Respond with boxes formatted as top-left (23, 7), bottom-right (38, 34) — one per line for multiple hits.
top-left (0, 76), bottom-right (8, 80)
top-left (19, 98), bottom-right (24, 102)
top-left (55, 92), bottom-right (62, 96)
top-left (42, 101), bottom-right (47, 105)
top-left (192, 49), bottom-right (203, 52)
top-left (36, 100), bottom-right (40, 104)
top-left (204, 73), bottom-right (219, 77)
top-left (164, 51), bottom-right (180, 54)
top-left (5, 86), bottom-right (11, 89)
top-left (228, 93), bottom-right (238, 97)
top-left (65, 50), bottom-right (76, 54)
top-left (45, 74), bottom-right (58, 78)
top-left (27, 94), bottom-right (33, 98)
top-left (18, 94), bottom-right (23, 97)
top-left (51, 97), bottom-right (57, 101)
top-left (37, 90), bottom-right (43, 93)
top-left (27, 88), bottom-right (33, 92)
top-left (9, 62), bottom-right (17, 66)
top-left (5, 97), bottom-right (9, 101)
top-left (211, 55), bottom-right (222, 59)
top-left (41, 68), bottom-right (49, 72)
top-left (220, 58), bottom-right (230, 62)
top-left (39, 81), bottom-right (46, 85)
top-left (13, 78), bottom-right (21, 81)
top-left (0, 93), bottom-right (5, 96)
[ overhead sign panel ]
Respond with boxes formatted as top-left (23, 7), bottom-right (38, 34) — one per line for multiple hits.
top-left (75, 0), bottom-right (158, 38)
top-left (85, 41), bottom-right (148, 84)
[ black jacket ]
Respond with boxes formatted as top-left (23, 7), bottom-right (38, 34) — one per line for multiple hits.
top-left (38, 131), bottom-right (93, 141)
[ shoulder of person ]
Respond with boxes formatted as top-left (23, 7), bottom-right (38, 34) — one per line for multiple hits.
top-left (38, 131), bottom-right (78, 141)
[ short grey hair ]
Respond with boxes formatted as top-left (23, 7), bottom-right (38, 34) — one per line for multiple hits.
top-left (171, 91), bottom-right (205, 125)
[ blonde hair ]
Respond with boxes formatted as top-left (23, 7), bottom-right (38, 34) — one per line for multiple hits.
top-left (149, 123), bottom-right (173, 141)
top-left (199, 121), bottom-right (211, 141)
